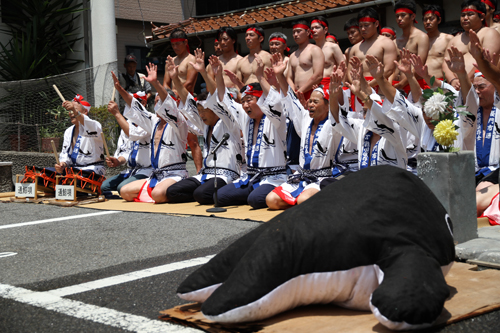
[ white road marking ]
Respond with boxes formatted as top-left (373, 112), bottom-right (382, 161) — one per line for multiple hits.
top-left (0, 252), bottom-right (17, 258)
top-left (0, 211), bottom-right (122, 230)
top-left (49, 255), bottom-right (214, 297)
top-left (0, 283), bottom-right (200, 332)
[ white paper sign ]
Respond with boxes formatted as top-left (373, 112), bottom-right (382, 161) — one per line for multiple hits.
top-left (56, 185), bottom-right (75, 200)
top-left (15, 183), bottom-right (36, 198)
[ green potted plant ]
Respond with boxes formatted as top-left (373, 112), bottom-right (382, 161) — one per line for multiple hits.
top-left (40, 105), bottom-right (70, 152)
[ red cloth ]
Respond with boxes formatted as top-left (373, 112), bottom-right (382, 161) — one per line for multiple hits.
top-left (481, 192), bottom-right (500, 225)
top-left (392, 78), bottom-right (430, 95)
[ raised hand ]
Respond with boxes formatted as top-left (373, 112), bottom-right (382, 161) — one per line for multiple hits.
top-left (107, 100), bottom-right (119, 116)
top-left (329, 63), bottom-right (344, 97)
top-left (224, 69), bottom-right (240, 86)
top-left (396, 48), bottom-right (412, 76)
top-left (469, 29), bottom-right (484, 62)
top-left (445, 46), bottom-right (466, 74)
top-left (189, 48), bottom-right (207, 73)
top-left (296, 90), bottom-right (307, 108)
top-left (410, 54), bottom-right (429, 79)
top-left (265, 68), bottom-right (279, 88)
top-left (271, 53), bottom-right (288, 76)
top-left (111, 71), bottom-right (132, 105)
top-left (483, 49), bottom-right (500, 66)
top-left (166, 56), bottom-right (178, 79)
top-left (144, 63), bottom-right (158, 83)
top-left (365, 55), bottom-right (384, 79)
top-left (254, 53), bottom-right (264, 78)
top-left (208, 55), bottom-right (222, 76)
top-left (347, 58), bottom-right (363, 96)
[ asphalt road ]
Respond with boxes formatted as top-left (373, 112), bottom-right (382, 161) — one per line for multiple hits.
top-left (0, 201), bottom-right (261, 332)
top-left (1, 201), bottom-right (500, 333)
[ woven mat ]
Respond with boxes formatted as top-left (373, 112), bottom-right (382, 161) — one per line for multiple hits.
top-left (159, 262), bottom-right (500, 332)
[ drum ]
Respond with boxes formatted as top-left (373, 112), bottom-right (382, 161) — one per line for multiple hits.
top-left (20, 166), bottom-right (57, 191)
top-left (61, 167), bottom-right (106, 195)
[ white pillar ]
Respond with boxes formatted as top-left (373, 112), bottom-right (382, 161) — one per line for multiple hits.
top-left (90, 0), bottom-right (117, 107)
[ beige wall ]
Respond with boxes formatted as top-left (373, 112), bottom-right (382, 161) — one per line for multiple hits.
top-left (114, 0), bottom-right (183, 24)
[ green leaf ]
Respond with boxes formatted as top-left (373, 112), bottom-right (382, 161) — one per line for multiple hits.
top-left (430, 76), bottom-right (435, 87)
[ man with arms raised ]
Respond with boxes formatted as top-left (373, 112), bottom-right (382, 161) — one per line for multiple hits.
top-left (444, 0), bottom-right (500, 90)
top-left (163, 29), bottom-right (197, 93)
top-left (423, 5), bottom-right (453, 82)
top-left (287, 18), bottom-right (325, 101)
top-left (346, 8), bottom-right (398, 110)
top-left (161, 28), bottom-right (202, 173)
top-left (392, 0), bottom-right (430, 92)
top-left (310, 16), bottom-right (345, 87)
top-left (206, 27), bottom-right (242, 89)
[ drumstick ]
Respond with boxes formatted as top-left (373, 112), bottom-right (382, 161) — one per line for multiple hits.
top-left (53, 84), bottom-right (65, 102)
top-left (101, 132), bottom-right (110, 157)
top-left (51, 140), bottom-right (60, 164)
top-left (112, 87), bottom-right (116, 101)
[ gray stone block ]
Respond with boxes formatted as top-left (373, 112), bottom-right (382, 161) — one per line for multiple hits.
top-left (478, 226), bottom-right (500, 241)
top-left (455, 238), bottom-right (500, 260)
top-left (0, 161), bottom-right (13, 192)
top-left (418, 151), bottom-right (477, 244)
top-left (477, 251), bottom-right (500, 264)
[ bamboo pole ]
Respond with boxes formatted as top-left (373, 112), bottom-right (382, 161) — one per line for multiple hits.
top-left (52, 85), bottom-right (65, 102)
top-left (101, 132), bottom-right (110, 157)
top-left (51, 140), bottom-right (60, 164)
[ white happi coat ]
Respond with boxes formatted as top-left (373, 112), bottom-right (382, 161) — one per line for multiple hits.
top-left (113, 120), bottom-right (152, 177)
top-left (387, 85), bottom-right (473, 154)
top-left (283, 87), bottom-right (341, 178)
top-left (331, 93), bottom-right (408, 170)
top-left (178, 91), bottom-right (243, 184)
top-left (59, 115), bottom-right (106, 175)
top-left (125, 96), bottom-right (189, 183)
top-left (222, 87), bottom-right (287, 187)
top-left (464, 87), bottom-right (500, 173)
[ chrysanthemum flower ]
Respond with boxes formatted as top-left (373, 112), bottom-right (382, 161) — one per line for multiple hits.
top-left (424, 93), bottom-right (447, 120)
top-left (434, 119), bottom-right (458, 147)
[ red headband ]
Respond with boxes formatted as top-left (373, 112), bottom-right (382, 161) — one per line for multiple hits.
top-left (293, 23), bottom-right (310, 31)
top-left (483, 0), bottom-right (496, 10)
top-left (170, 38), bottom-right (190, 53)
top-left (215, 38), bottom-right (219, 43)
top-left (381, 28), bottom-right (396, 37)
top-left (132, 92), bottom-right (148, 102)
top-left (462, 8), bottom-right (485, 15)
top-left (246, 27), bottom-right (263, 37)
top-left (241, 85), bottom-right (263, 99)
top-left (311, 19), bottom-right (328, 28)
top-left (495, 13), bottom-right (500, 20)
top-left (396, 8), bottom-right (418, 23)
top-left (270, 37), bottom-right (286, 44)
top-left (73, 94), bottom-right (91, 111)
top-left (359, 17), bottom-right (377, 23)
top-left (345, 25), bottom-right (359, 31)
top-left (424, 10), bottom-right (441, 18)
top-left (326, 34), bottom-right (338, 42)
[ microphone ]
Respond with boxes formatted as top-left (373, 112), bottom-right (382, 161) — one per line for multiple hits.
top-left (210, 133), bottom-right (230, 155)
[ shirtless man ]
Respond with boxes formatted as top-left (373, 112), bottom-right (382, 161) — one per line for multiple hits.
top-left (206, 27), bottom-right (242, 89)
top-left (423, 5), bottom-right (453, 81)
top-left (346, 8), bottom-right (398, 88)
top-left (344, 18), bottom-right (363, 61)
top-left (381, 27), bottom-right (397, 40)
top-left (444, 0), bottom-right (500, 90)
top-left (310, 16), bottom-right (345, 86)
top-left (214, 38), bottom-right (223, 56)
top-left (229, 25), bottom-right (272, 89)
top-left (287, 19), bottom-right (325, 100)
top-left (163, 29), bottom-right (197, 93)
top-left (393, 0), bottom-right (430, 92)
top-left (482, 0), bottom-right (500, 33)
top-left (268, 32), bottom-right (289, 61)
top-left (161, 28), bottom-right (202, 172)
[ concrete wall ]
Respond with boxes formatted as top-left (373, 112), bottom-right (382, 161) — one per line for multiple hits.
top-left (114, 0), bottom-right (183, 24)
